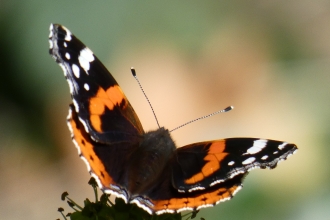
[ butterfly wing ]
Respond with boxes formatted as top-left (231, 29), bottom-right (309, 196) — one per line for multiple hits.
top-left (131, 172), bottom-right (246, 214)
top-left (67, 104), bottom-right (139, 201)
top-left (172, 138), bottom-right (297, 192)
top-left (49, 24), bottom-right (144, 201)
top-left (49, 24), bottom-right (144, 144)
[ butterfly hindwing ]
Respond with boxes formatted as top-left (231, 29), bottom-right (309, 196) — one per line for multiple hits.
top-left (131, 172), bottom-right (246, 214)
top-left (67, 104), bottom-right (133, 200)
top-left (49, 24), bottom-right (144, 144)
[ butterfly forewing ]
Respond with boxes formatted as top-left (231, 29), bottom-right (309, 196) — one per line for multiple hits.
top-left (172, 138), bottom-right (297, 192)
top-left (49, 24), bottom-right (144, 144)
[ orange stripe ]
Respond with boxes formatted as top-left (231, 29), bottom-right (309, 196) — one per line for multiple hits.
top-left (69, 112), bottom-right (114, 187)
top-left (185, 141), bottom-right (227, 184)
top-left (152, 185), bottom-right (239, 212)
top-left (89, 85), bottom-right (127, 132)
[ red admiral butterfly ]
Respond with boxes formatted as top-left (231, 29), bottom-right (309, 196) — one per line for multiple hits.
top-left (49, 24), bottom-right (297, 215)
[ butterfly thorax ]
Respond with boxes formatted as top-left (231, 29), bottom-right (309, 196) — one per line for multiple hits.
top-left (127, 127), bottom-right (176, 195)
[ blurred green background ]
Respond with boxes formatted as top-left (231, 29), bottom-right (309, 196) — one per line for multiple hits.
top-left (1, 1), bottom-right (329, 219)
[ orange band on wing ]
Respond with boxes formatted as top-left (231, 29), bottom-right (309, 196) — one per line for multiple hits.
top-left (152, 184), bottom-right (240, 212)
top-left (89, 85), bottom-right (127, 132)
top-left (185, 141), bottom-right (228, 184)
top-left (68, 110), bottom-right (114, 187)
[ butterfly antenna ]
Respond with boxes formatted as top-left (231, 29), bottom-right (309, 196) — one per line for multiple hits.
top-left (170, 106), bottom-right (234, 132)
top-left (131, 67), bottom-right (161, 128)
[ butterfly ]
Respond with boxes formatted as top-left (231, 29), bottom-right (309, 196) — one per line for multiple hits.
top-left (49, 24), bottom-right (297, 215)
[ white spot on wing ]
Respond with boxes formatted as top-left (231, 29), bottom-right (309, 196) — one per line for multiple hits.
top-left (62, 26), bottom-right (72, 41)
top-left (228, 161), bottom-right (235, 166)
top-left (64, 42), bottom-right (67, 48)
top-left (261, 155), bottom-right (268, 160)
top-left (49, 39), bottom-right (53, 49)
top-left (72, 64), bottom-right (80, 78)
top-left (84, 83), bottom-right (90, 91)
top-left (242, 157), bottom-right (256, 165)
top-left (65, 52), bottom-right (71, 60)
top-left (49, 24), bottom-right (54, 38)
top-left (278, 142), bottom-right (288, 150)
top-left (244, 139), bottom-right (267, 155)
top-left (79, 47), bottom-right (94, 73)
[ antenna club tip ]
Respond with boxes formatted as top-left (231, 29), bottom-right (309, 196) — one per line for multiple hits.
top-left (130, 67), bottom-right (136, 76)
top-left (224, 106), bottom-right (234, 112)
